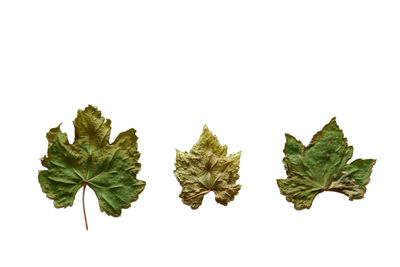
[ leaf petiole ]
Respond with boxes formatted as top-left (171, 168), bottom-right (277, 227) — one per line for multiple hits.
top-left (82, 181), bottom-right (88, 230)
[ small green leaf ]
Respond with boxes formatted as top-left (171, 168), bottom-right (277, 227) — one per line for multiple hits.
top-left (277, 118), bottom-right (376, 210)
top-left (39, 105), bottom-right (145, 229)
top-left (174, 125), bottom-right (242, 209)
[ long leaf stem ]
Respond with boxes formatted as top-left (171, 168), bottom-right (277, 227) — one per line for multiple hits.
top-left (82, 181), bottom-right (88, 230)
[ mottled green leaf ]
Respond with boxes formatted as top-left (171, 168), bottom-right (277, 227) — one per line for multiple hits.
top-left (277, 118), bottom-right (376, 210)
top-left (174, 125), bottom-right (242, 209)
top-left (39, 105), bottom-right (145, 229)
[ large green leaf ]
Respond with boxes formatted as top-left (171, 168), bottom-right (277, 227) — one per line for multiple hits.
top-left (39, 105), bottom-right (145, 229)
top-left (174, 125), bottom-right (242, 209)
top-left (277, 118), bottom-right (376, 210)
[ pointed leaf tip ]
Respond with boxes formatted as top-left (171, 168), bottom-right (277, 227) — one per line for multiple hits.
top-left (203, 124), bottom-right (210, 133)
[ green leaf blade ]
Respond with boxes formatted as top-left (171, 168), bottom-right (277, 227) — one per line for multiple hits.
top-left (346, 159), bottom-right (376, 187)
top-left (39, 105), bottom-right (145, 228)
top-left (39, 125), bottom-right (85, 208)
top-left (277, 177), bottom-right (323, 210)
top-left (303, 118), bottom-right (349, 180)
top-left (277, 118), bottom-right (376, 209)
top-left (73, 105), bottom-right (111, 151)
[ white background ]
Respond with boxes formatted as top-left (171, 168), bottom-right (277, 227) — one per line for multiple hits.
top-left (0, 1), bottom-right (399, 266)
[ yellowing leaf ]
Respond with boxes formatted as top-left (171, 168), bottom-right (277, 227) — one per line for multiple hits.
top-left (174, 125), bottom-right (242, 209)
